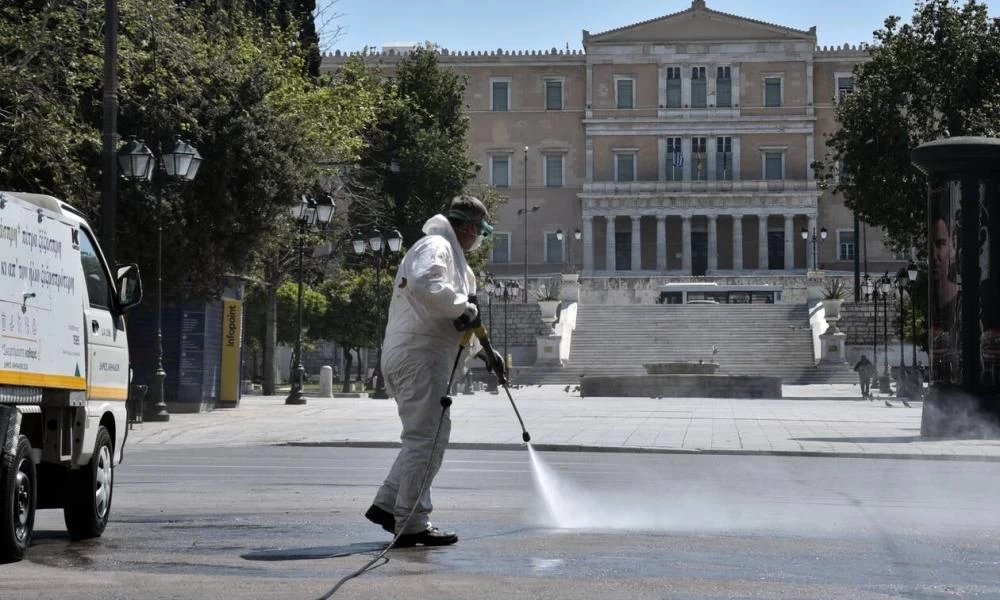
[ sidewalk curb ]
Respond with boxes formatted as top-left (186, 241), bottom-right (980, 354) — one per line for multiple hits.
top-left (283, 440), bottom-right (1000, 463)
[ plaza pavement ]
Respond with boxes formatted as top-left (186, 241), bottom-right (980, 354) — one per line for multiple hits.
top-left (124, 384), bottom-right (1000, 461)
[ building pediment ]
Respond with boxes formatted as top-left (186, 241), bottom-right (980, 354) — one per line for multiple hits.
top-left (584, 1), bottom-right (815, 45)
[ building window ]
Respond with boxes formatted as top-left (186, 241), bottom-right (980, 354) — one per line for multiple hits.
top-left (691, 137), bottom-right (707, 181)
top-left (545, 231), bottom-right (564, 264)
top-left (838, 230), bottom-right (856, 261)
top-left (615, 77), bottom-right (635, 109)
top-left (544, 153), bottom-right (564, 187)
top-left (491, 78), bottom-right (510, 112)
top-left (545, 79), bottom-right (563, 110)
top-left (716, 137), bottom-right (733, 181)
top-left (764, 76), bottom-right (782, 107)
top-left (615, 152), bottom-right (636, 182)
top-left (837, 75), bottom-right (855, 103)
top-left (490, 154), bottom-right (510, 187)
top-left (716, 66), bottom-right (732, 107)
top-left (492, 232), bottom-right (511, 264)
top-left (666, 137), bottom-right (683, 181)
top-left (665, 66), bottom-right (681, 108)
top-left (764, 152), bottom-right (784, 180)
top-left (691, 66), bottom-right (707, 108)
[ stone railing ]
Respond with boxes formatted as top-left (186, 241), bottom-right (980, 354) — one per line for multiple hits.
top-left (581, 179), bottom-right (819, 196)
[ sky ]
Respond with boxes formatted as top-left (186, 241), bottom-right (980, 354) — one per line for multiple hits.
top-left (317, 0), bottom-right (1000, 54)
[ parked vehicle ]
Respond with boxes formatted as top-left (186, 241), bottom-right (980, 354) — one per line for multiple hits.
top-left (0, 191), bottom-right (142, 562)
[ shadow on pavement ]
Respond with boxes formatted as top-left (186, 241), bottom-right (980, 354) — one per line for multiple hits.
top-left (794, 436), bottom-right (925, 444)
top-left (241, 541), bottom-right (387, 561)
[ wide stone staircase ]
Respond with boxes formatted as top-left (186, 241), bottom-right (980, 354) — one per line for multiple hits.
top-left (513, 304), bottom-right (857, 386)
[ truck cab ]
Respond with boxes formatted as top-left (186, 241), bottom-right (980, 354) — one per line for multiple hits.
top-left (0, 190), bottom-right (142, 562)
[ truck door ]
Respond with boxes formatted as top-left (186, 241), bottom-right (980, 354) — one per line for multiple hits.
top-left (78, 230), bottom-right (128, 403)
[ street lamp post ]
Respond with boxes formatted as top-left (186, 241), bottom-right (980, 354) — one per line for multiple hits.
top-left (800, 226), bottom-right (828, 271)
top-left (556, 228), bottom-right (582, 272)
top-left (878, 273), bottom-right (893, 393)
top-left (353, 228), bottom-right (403, 399)
top-left (907, 262), bottom-right (918, 368)
top-left (862, 274), bottom-right (877, 375)
top-left (118, 136), bottom-right (203, 421)
top-left (895, 268), bottom-right (909, 397)
top-left (285, 195), bottom-right (336, 406)
top-left (523, 146), bottom-right (529, 303)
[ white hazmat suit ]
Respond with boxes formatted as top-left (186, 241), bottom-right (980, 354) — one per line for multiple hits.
top-left (372, 214), bottom-right (480, 534)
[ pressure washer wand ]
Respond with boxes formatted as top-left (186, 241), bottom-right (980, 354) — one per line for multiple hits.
top-left (471, 324), bottom-right (531, 443)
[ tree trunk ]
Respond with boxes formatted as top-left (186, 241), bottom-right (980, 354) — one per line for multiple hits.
top-left (263, 284), bottom-right (278, 395)
top-left (356, 347), bottom-right (364, 382)
top-left (342, 349), bottom-right (353, 393)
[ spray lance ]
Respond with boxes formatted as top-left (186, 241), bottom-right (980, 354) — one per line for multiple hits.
top-left (454, 295), bottom-right (531, 443)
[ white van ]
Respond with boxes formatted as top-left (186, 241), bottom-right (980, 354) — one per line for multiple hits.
top-left (0, 191), bottom-right (142, 562)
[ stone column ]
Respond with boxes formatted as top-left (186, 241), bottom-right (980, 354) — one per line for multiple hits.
top-left (681, 214), bottom-right (693, 273)
top-left (631, 215), bottom-right (642, 271)
top-left (605, 215), bottom-right (615, 273)
top-left (806, 133), bottom-right (816, 181)
top-left (806, 62), bottom-right (814, 116)
top-left (732, 214), bottom-right (743, 271)
top-left (656, 215), bottom-right (667, 271)
top-left (758, 214), bottom-right (769, 270)
top-left (707, 214), bottom-right (718, 272)
top-left (731, 64), bottom-right (741, 109)
top-left (732, 136), bottom-right (742, 181)
top-left (583, 215), bottom-right (595, 274)
top-left (784, 214), bottom-right (795, 271)
top-left (657, 64), bottom-right (666, 110)
top-left (585, 138), bottom-right (594, 183)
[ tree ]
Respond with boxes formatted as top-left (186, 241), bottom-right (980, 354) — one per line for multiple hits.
top-left (351, 46), bottom-right (479, 247)
top-left (816, 0), bottom-right (1000, 256)
top-left (315, 268), bottom-right (390, 392)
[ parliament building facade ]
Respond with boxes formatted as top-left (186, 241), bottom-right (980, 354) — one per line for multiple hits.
top-left (323, 0), bottom-right (904, 288)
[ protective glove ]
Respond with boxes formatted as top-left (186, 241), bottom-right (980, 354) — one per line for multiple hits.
top-left (477, 348), bottom-right (505, 379)
top-left (453, 302), bottom-right (480, 331)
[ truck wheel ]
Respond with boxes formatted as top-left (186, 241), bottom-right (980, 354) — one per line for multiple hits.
top-left (64, 426), bottom-right (113, 540)
top-left (0, 435), bottom-right (36, 563)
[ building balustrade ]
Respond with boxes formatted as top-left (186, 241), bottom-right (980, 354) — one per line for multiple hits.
top-left (582, 179), bottom-right (818, 196)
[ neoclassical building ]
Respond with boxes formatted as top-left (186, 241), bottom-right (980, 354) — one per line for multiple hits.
top-left (323, 0), bottom-right (903, 285)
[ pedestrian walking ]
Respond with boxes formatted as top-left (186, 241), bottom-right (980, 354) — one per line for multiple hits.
top-left (364, 195), bottom-right (504, 548)
top-left (854, 355), bottom-right (876, 400)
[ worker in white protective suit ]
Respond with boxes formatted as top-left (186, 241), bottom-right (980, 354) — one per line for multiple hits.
top-left (364, 195), bottom-right (505, 547)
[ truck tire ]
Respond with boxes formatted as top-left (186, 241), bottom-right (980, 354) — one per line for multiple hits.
top-left (64, 426), bottom-right (113, 540)
top-left (0, 435), bottom-right (36, 563)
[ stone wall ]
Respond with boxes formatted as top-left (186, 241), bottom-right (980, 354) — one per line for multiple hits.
top-left (838, 301), bottom-right (900, 346)
top-left (579, 274), bottom-right (855, 305)
top-left (482, 303), bottom-right (542, 347)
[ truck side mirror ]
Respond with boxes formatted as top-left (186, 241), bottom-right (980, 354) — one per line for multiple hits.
top-left (116, 264), bottom-right (143, 312)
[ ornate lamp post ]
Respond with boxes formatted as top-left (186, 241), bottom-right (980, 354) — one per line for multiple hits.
top-left (800, 226), bottom-right (828, 271)
top-left (555, 228), bottom-right (582, 271)
top-left (285, 195), bottom-right (335, 405)
top-left (895, 268), bottom-right (910, 397)
top-left (353, 228), bottom-right (403, 398)
top-left (862, 274), bottom-right (876, 369)
top-left (878, 273), bottom-right (893, 393)
top-left (522, 145), bottom-right (529, 303)
top-left (907, 262), bottom-right (919, 367)
top-left (118, 136), bottom-right (202, 421)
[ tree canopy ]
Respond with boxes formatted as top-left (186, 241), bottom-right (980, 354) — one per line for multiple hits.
top-left (817, 0), bottom-right (1000, 257)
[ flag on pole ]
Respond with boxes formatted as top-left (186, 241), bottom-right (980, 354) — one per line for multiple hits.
top-left (672, 148), bottom-right (684, 169)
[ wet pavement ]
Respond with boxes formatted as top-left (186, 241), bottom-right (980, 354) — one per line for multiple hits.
top-left (4, 445), bottom-right (1000, 599)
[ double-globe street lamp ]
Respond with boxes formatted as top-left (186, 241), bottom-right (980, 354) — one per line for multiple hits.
top-left (518, 203), bottom-right (539, 303)
top-left (118, 136), bottom-right (203, 421)
top-left (800, 226), bottom-right (828, 271)
top-left (862, 274), bottom-right (878, 384)
top-left (353, 228), bottom-right (403, 399)
top-left (555, 228), bottom-right (582, 271)
top-left (285, 195), bottom-right (336, 405)
top-left (492, 280), bottom-right (520, 369)
top-left (877, 273), bottom-right (893, 393)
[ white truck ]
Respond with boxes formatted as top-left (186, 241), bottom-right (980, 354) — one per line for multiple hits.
top-left (0, 190), bottom-right (142, 562)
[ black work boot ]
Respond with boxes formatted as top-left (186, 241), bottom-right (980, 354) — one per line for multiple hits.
top-left (392, 525), bottom-right (458, 548)
top-left (364, 505), bottom-right (395, 533)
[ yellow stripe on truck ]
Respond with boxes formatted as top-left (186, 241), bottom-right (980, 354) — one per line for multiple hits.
top-left (0, 370), bottom-right (87, 390)
top-left (88, 386), bottom-right (128, 400)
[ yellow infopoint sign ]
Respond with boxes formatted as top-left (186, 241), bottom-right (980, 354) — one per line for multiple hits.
top-left (220, 299), bottom-right (243, 403)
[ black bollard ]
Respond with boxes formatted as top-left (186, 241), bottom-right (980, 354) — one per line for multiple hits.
top-left (911, 137), bottom-right (1000, 438)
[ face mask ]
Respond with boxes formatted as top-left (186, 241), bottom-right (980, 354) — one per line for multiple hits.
top-left (466, 219), bottom-right (492, 252)
top-left (469, 231), bottom-right (486, 252)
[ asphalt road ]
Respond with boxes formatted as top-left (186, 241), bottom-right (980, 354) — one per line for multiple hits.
top-left (3, 446), bottom-right (999, 599)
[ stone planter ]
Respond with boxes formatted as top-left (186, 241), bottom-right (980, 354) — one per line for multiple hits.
top-left (643, 362), bottom-right (719, 375)
top-left (821, 298), bottom-right (843, 321)
top-left (537, 299), bottom-right (560, 321)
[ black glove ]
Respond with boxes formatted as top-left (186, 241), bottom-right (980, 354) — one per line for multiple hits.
top-left (453, 302), bottom-right (480, 331)
top-left (478, 348), bottom-right (505, 379)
